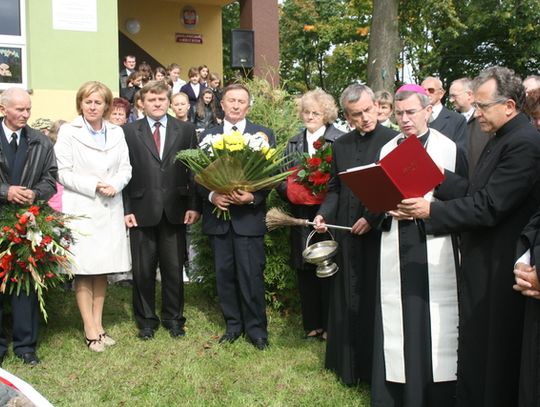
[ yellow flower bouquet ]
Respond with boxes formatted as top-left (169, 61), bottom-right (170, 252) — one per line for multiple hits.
top-left (176, 130), bottom-right (293, 219)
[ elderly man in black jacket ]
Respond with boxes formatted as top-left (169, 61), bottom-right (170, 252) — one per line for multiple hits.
top-left (0, 87), bottom-right (57, 366)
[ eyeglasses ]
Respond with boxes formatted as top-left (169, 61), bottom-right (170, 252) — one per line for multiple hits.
top-left (302, 110), bottom-right (323, 118)
top-left (424, 88), bottom-right (441, 94)
top-left (394, 107), bottom-right (427, 118)
top-left (472, 98), bottom-right (507, 111)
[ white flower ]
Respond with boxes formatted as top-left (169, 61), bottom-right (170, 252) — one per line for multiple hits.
top-left (26, 228), bottom-right (43, 248)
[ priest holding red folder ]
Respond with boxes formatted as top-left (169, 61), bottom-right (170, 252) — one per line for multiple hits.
top-left (316, 83), bottom-right (467, 407)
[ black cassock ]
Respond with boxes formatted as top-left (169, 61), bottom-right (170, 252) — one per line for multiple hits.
top-left (427, 113), bottom-right (540, 407)
top-left (371, 130), bottom-right (467, 407)
top-left (516, 210), bottom-right (540, 407)
top-left (318, 123), bottom-right (397, 385)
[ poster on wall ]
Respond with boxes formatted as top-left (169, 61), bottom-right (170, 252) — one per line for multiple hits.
top-left (0, 45), bottom-right (26, 89)
top-left (52, 0), bottom-right (97, 32)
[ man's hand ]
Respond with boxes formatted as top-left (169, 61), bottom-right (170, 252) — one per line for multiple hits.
top-left (211, 192), bottom-right (232, 211)
top-left (396, 197), bottom-right (431, 219)
top-left (96, 182), bottom-right (117, 198)
top-left (228, 189), bottom-right (255, 205)
top-left (184, 210), bottom-right (200, 225)
top-left (313, 215), bottom-right (328, 233)
top-left (513, 263), bottom-right (540, 299)
top-left (351, 217), bottom-right (371, 235)
top-left (124, 214), bottom-right (138, 228)
top-left (7, 186), bottom-right (35, 205)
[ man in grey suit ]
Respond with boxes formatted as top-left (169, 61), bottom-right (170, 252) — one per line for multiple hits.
top-left (198, 84), bottom-right (274, 350)
top-left (449, 77), bottom-right (491, 177)
top-left (422, 76), bottom-right (467, 151)
top-left (123, 81), bottom-right (200, 340)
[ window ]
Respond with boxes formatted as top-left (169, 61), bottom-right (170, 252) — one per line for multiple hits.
top-left (0, 0), bottom-right (27, 90)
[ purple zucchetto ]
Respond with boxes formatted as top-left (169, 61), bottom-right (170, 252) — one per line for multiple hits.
top-left (396, 84), bottom-right (428, 96)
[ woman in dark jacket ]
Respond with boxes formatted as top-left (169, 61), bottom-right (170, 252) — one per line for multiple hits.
top-left (191, 88), bottom-right (218, 132)
top-left (279, 89), bottom-right (344, 340)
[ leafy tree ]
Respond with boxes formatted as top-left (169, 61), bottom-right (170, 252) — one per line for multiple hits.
top-left (279, 0), bottom-right (371, 99)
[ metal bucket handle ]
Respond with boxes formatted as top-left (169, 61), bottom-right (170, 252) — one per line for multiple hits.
top-left (305, 229), bottom-right (335, 250)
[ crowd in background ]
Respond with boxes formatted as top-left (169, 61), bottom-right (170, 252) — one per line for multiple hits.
top-left (2, 57), bottom-right (540, 407)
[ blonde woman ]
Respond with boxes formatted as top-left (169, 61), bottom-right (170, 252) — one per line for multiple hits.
top-left (54, 81), bottom-right (132, 352)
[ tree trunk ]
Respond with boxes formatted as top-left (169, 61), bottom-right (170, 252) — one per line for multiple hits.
top-left (367, 0), bottom-right (400, 92)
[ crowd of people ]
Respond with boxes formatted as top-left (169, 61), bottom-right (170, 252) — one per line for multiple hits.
top-left (1, 57), bottom-right (540, 407)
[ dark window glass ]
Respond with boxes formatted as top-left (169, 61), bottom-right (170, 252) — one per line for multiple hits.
top-left (0, 0), bottom-right (21, 36)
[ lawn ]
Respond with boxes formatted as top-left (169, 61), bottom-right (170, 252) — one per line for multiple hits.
top-left (1, 283), bottom-right (370, 406)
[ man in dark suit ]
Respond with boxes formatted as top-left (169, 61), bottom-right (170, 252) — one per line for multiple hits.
top-left (399, 66), bottom-right (540, 407)
top-left (422, 76), bottom-right (467, 151)
top-left (198, 84), bottom-right (274, 350)
top-left (449, 77), bottom-right (491, 177)
top-left (123, 81), bottom-right (200, 340)
top-left (119, 55), bottom-right (136, 89)
top-left (0, 87), bottom-right (57, 366)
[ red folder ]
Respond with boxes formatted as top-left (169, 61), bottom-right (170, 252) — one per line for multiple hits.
top-left (338, 135), bottom-right (445, 213)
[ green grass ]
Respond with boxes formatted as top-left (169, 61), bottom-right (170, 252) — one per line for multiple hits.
top-left (1, 284), bottom-right (369, 406)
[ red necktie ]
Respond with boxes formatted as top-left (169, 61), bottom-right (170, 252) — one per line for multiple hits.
top-left (153, 122), bottom-right (161, 155)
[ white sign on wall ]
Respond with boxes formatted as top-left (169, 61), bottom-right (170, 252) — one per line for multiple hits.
top-left (52, 0), bottom-right (97, 32)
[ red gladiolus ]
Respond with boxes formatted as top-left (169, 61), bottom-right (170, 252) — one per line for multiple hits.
top-left (13, 236), bottom-right (22, 244)
top-left (1, 254), bottom-right (12, 271)
top-left (2, 226), bottom-right (10, 232)
top-left (0, 270), bottom-right (7, 279)
top-left (313, 140), bottom-right (323, 150)
top-left (41, 235), bottom-right (52, 245)
top-left (10, 277), bottom-right (17, 283)
top-left (45, 273), bottom-right (55, 279)
top-left (325, 155), bottom-right (332, 163)
top-left (45, 215), bottom-right (54, 222)
top-left (308, 157), bottom-right (322, 167)
top-left (27, 256), bottom-right (37, 267)
top-left (18, 214), bottom-right (28, 225)
top-left (14, 223), bottom-right (25, 233)
top-left (28, 206), bottom-right (40, 215)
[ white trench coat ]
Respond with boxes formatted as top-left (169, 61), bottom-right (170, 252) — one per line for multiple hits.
top-left (54, 116), bottom-right (132, 275)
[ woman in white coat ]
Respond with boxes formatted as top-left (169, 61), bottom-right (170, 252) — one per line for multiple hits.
top-left (55, 81), bottom-right (132, 352)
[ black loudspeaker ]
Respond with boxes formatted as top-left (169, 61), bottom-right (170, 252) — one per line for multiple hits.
top-left (231, 29), bottom-right (254, 69)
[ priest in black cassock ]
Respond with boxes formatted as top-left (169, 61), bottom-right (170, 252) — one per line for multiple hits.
top-left (314, 84), bottom-right (397, 385)
top-left (398, 66), bottom-right (540, 407)
top-left (369, 84), bottom-right (467, 407)
top-left (514, 205), bottom-right (540, 407)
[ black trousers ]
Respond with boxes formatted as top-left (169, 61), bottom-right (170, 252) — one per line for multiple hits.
top-left (210, 230), bottom-right (267, 340)
top-left (0, 290), bottom-right (39, 356)
top-left (130, 215), bottom-right (186, 329)
top-left (297, 264), bottom-right (329, 332)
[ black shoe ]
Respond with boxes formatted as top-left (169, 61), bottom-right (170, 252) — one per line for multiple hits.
top-left (163, 323), bottom-right (185, 338)
top-left (16, 352), bottom-right (40, 366)
top-left (137, 327), bottom-right (155, 340)
top-left (250, 337), bottom-right (269, 350)
top-left (218, 331), bottom-right (242, 344)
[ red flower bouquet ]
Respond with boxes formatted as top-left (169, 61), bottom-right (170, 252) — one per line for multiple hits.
top-left (0, 203), bottom-right (76, 321)
top-left (286, 136), bottom-right (333, 205)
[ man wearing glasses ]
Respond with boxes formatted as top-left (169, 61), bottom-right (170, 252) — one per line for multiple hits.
top-left (448, 78), bottom-right (491, 177)
top-left (422, 76), bottom-right (467, 153)
top-left (397, 66), bottom-right (540, 407)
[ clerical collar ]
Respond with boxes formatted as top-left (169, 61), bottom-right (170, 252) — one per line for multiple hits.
top-left (397, 129), bottom-right (430, 146)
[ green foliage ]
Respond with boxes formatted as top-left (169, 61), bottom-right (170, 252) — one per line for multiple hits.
top-left (279, 0), bottom-right (371, 100)
top-left (190, 77), bottom-right (303, 311)
top-left (221, 2), bottom-right (240, 83)
top-left (400, 0), bottom-right (540, 84)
